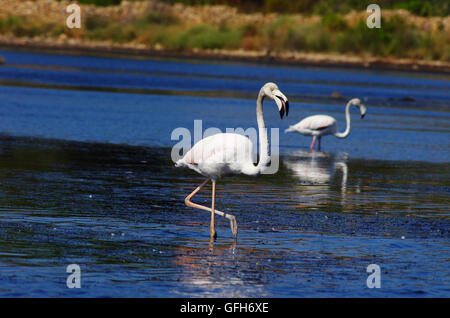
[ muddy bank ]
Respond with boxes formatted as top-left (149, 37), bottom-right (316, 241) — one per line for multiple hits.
top-left (1, 39), bottom-right (450, 73)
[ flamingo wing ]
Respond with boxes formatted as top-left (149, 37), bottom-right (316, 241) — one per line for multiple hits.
top-left (179, 133), bottom-right (254, 167)
top-left (297, 115), bottom-right (336, 131)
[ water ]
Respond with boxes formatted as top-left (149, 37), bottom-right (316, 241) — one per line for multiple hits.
top-left (0, 49), bottom-right (449, 297)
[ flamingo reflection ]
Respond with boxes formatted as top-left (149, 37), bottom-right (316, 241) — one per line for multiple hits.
top-left (283, 151), bottom-right (349, 205)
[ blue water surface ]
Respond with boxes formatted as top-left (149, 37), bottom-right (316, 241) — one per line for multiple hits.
top-left (0, 49), bottom-right (449, 298)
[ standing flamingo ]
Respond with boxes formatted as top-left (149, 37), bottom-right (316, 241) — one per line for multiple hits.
top-left (175, 82), bottom-right (289, 240)
top-left (285, 98), bottom-right (366, 151)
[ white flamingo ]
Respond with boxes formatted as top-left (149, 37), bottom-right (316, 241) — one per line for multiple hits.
top-left (175, 82), bottom-right (289, 240)
top-left (285, 98), bottom-right (366, 151)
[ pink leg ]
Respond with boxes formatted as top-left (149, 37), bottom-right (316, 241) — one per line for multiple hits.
top-left (310, 136), bottom-right (316, 151)
top-left (184, 179), bottom-right (238, 239)
top-left (210, 180), bottom-right (217, 239)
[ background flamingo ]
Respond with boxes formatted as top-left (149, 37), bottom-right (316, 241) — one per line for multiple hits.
top-left (175, 82), bottom-right (289, 240)
top-left (285, 98), bottom-right (366, 151)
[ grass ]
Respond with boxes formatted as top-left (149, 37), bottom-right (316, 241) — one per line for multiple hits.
top-left (0, 15), bottom-right (41, 37)
top-left (1, 3), bottom-right (449, 62)
top-left (0, 14), bottom-right (67, 38)
top-left (259, 14), bottom-right (449, 61)
top-left (82, 9), bottom-right (242, 50)
top-left (168, 24), bottom-right (242, 50)
top-left (238, 13), bottom-right (449, 61)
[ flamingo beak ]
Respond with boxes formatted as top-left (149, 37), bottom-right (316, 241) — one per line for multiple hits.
top-left (274, 90), bottom-right (289, 119)
top-left (360, 104), bottom-right (367, 119)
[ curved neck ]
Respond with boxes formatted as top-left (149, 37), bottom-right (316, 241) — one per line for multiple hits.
top-left (256, 91), bottom-right (270, 169)
top-left (334, 101), bottom-right (352, 138)
top-left (243, 90), bottom-right (269, 175)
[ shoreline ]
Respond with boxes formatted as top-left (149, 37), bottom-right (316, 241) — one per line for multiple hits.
top-left (1, 39), bottom-right (450, 74)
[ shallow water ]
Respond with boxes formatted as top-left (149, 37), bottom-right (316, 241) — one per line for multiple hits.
top-left (0, 49), bottom-right (449, 297)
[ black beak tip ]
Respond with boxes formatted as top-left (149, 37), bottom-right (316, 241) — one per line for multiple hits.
top-left (276, 95), bottom-right (288, 119)
top-left (361, 114), bottom-right (365, 119)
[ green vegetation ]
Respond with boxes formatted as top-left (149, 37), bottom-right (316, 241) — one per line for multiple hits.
top-left (169, 25), bottom-right (242, 50)
top-left (72, 0), bottom-right (121, 6)
top-left (2, 1), bottom-right (449, 62)
top-left (392, 0), bottom-right (443, 17)
top-left (82, 10), bottom-right (243, 49)
top-left (71, 0), bottom-right (450, 17)
top-left (254, 14), bottom-right (448, 61)
top-left (0, 15), bottom-right (42, 37)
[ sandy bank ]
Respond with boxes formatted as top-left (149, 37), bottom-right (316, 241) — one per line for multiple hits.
top-left (1, 38), bottom-right (449, 73)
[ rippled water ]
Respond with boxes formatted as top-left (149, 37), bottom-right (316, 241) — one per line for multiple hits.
top-left (0, 49), bottom-right (449, 297)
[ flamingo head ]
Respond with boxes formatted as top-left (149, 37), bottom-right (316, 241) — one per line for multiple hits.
top-left (262, 82), bottom-right (289, 119)
top-left (349, 98), bottom-right (367, 119)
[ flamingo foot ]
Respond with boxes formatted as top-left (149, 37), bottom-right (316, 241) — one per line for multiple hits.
top-left (185, 196), bottom-right (238, 238)
top-left (210, 228), bottom-right (217, 239)
top-left (225, 214), bottom-right (238, 238)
